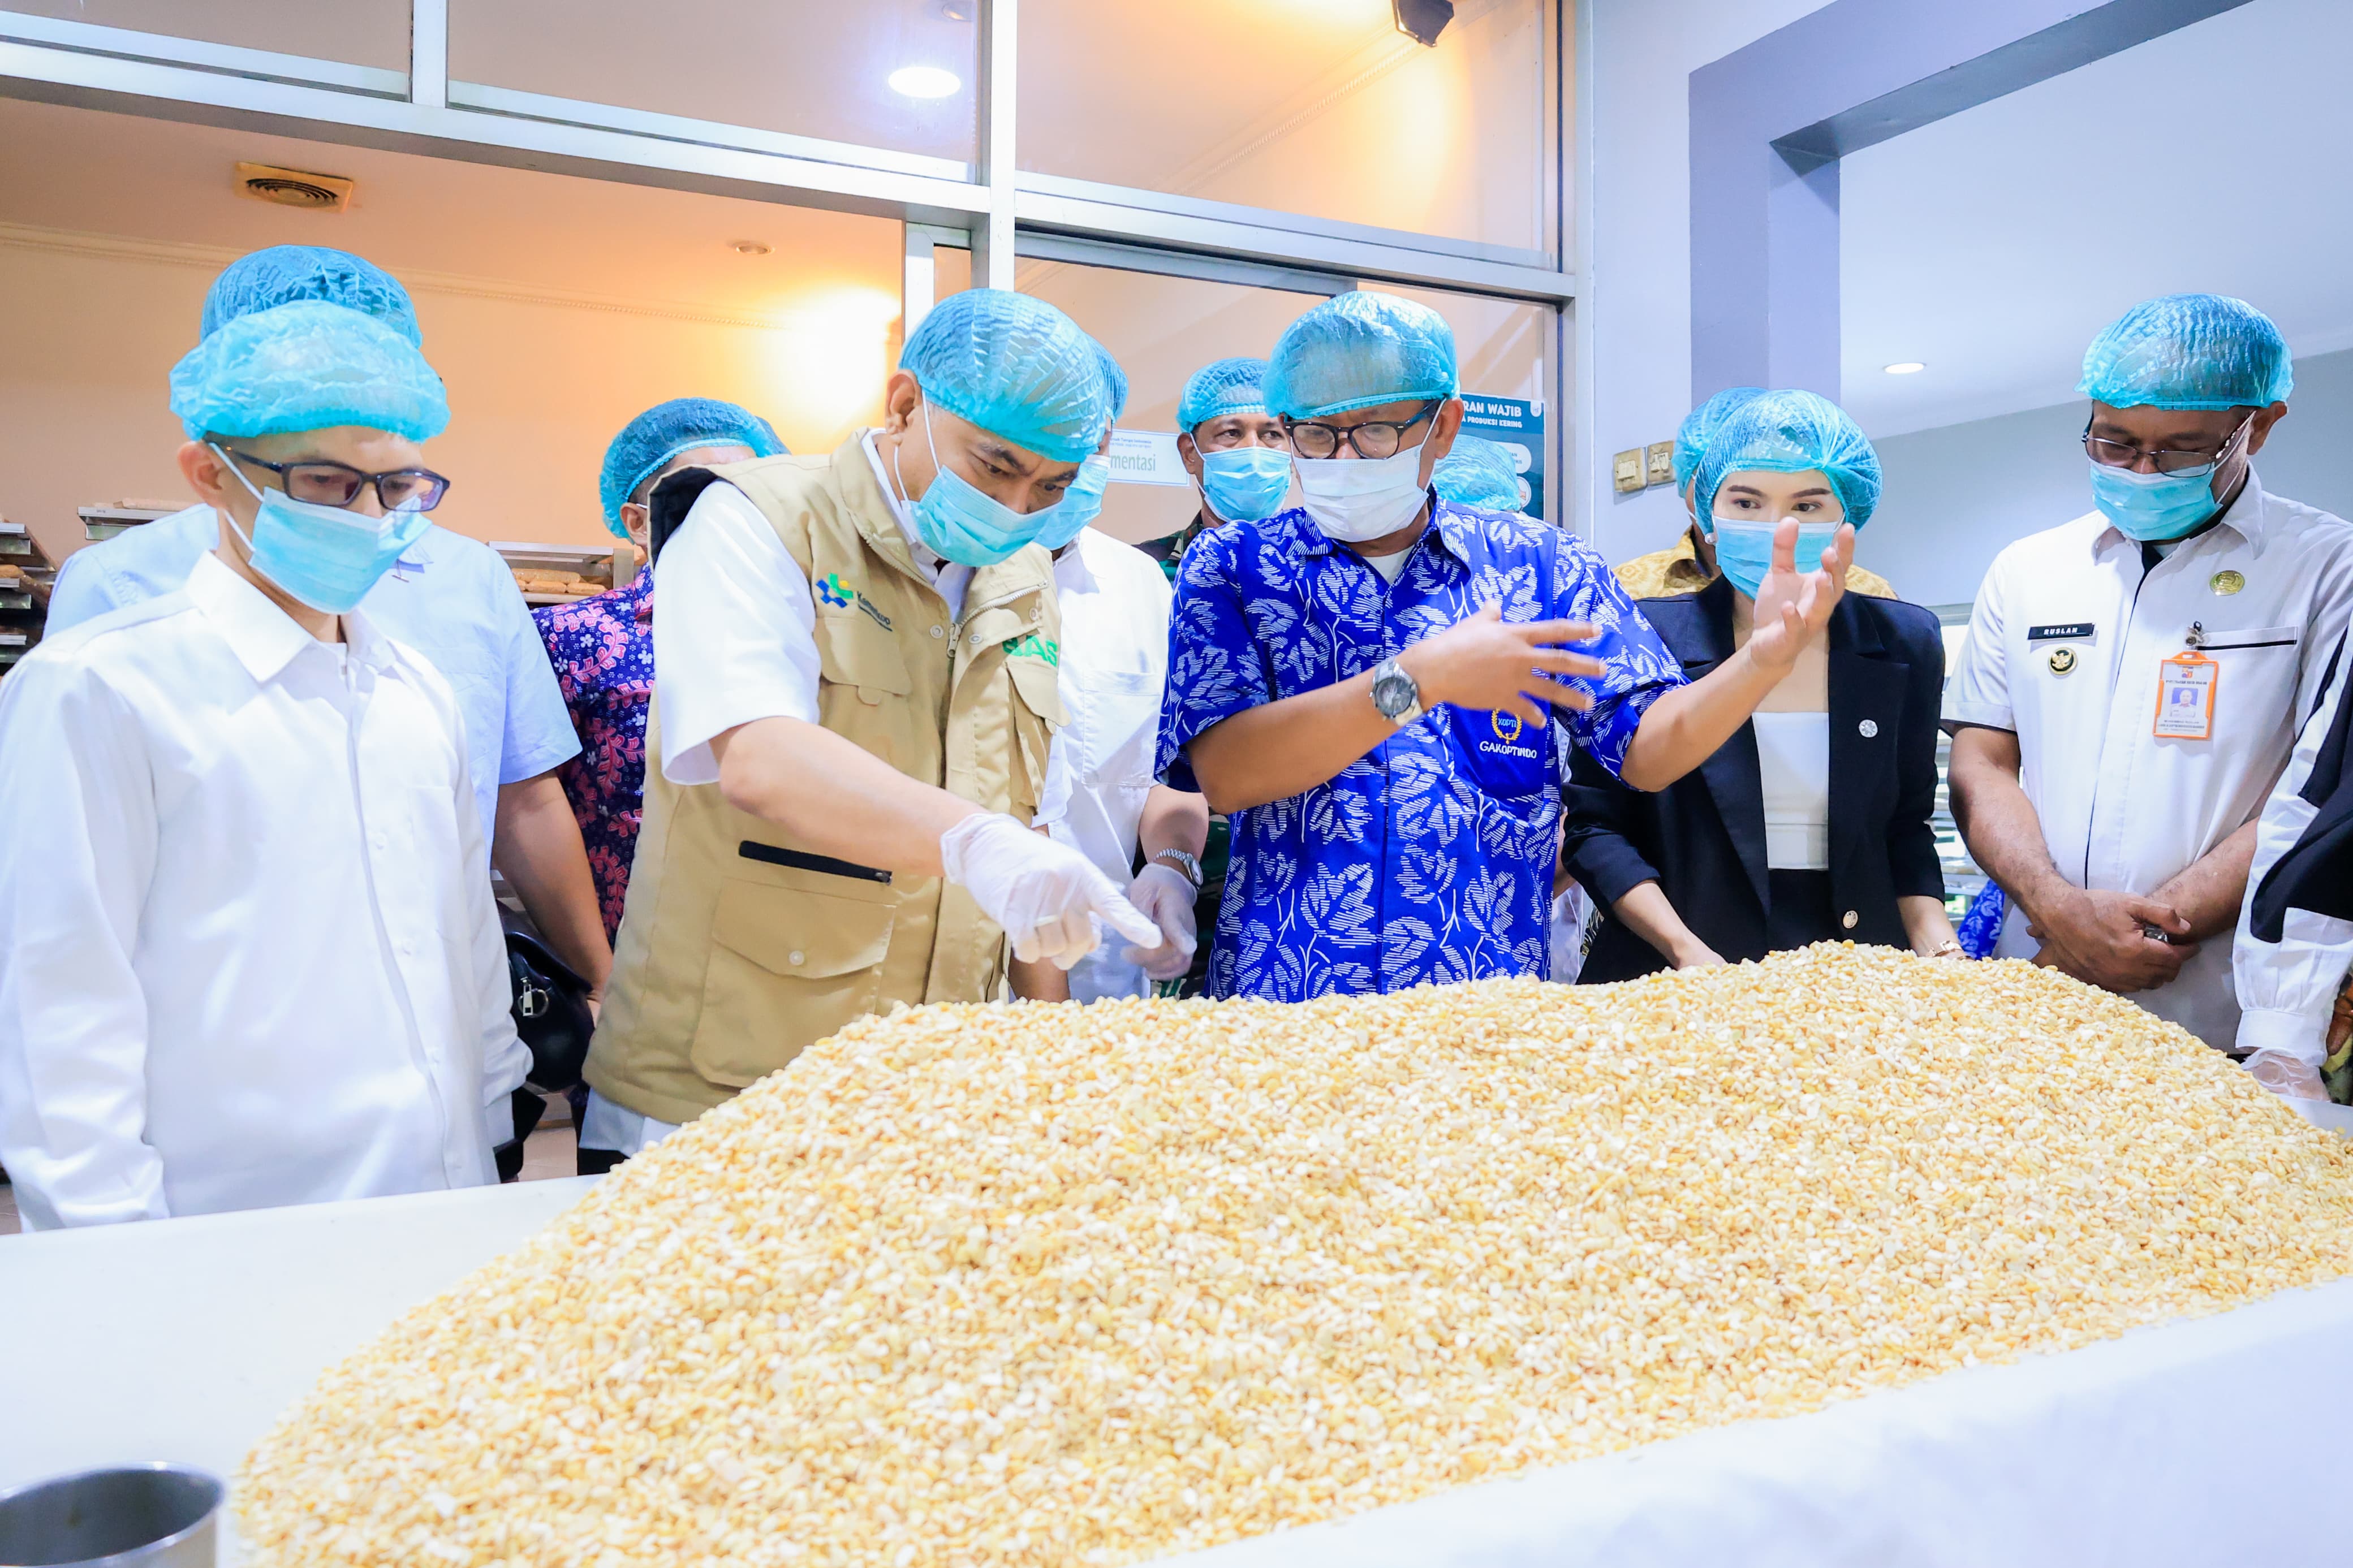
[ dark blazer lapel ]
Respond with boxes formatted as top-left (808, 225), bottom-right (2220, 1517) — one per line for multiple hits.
top-left (1827, 598), bottom-right (1906, 891)
top-left (1673, 580), bottom-right (1769, 913)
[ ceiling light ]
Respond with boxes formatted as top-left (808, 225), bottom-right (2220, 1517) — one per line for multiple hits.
top-left (1392, 0), bottom-right (1454, 46)
top-left (936, 0), bottom-right (974, 19)
top-left (1884, 361), bottom-right (1926, 375)
top-left (730, 240), bottom-right (772, 256)
top-left (889, 65), bottom-right (962, 99)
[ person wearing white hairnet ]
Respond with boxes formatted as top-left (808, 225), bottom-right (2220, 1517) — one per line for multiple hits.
top-left (1946, 294), bottom-right (2353, 1078)
top-left (49, 244), bottom-right (613, 1022)
top-left (0, 300), bottom-right (530, 1227)
top-left (1009, 342), bottom-right (1211, 1004)
top-left (578, 290), bottom-right (1163, 1169)
top-left (1157, 292), bottom-right (1856, 1002)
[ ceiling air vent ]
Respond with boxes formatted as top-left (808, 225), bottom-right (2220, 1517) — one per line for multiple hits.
top-left (234, 162), bottom-right (355, 212)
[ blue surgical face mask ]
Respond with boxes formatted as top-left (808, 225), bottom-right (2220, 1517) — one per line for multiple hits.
top-left (2086, 415), bottom-right (2250, 542)
top-left (1032, 453), bottom-right (1109, 552)
top-left (2087, 462), bottom-right (2226, 542)
top-left (1706, 518), bottom-right (1840, 601)
top-left (1196, 442), bottom-right (1292, 523)
top-left (214, 445), bottom-right (430, 614)
top-left (895, 399), bottom-right (1061, 568)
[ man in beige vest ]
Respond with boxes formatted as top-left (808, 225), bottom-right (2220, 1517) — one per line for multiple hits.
top-left (579, 290), bottom-right (1160, 1169)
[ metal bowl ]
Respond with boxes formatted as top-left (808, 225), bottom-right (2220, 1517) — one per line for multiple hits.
top-left (0, 1465), bottom-right (221, 1567)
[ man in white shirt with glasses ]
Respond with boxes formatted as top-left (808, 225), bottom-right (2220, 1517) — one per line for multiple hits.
top-left (0, 300), bottom-right (528, 1228)
top-left (1946, 294), bottom-right (2353, 1057)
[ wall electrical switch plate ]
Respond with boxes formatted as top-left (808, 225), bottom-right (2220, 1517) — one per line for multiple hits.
top-left (1644, 442), bottom-right (1675, 488)
top-left (1612, 448), bottom-right (1644, 495)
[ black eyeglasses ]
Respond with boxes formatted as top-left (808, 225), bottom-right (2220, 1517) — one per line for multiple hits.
top-left (1283, 401), bottom-right (1438, 461)
top-left (2082, 415), bottom-right (2252, 477)
top-left (225, 449), bottom-right (451, 512)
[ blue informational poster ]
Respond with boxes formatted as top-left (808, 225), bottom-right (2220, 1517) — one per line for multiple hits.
top-left (1457, 396), bottom-right (1545, 518)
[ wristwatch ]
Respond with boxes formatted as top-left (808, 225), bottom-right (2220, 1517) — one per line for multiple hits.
top-left (1151, 848), bottom-right (1204, 889)
top-left (1370, 655), bottom-right (1424, 728)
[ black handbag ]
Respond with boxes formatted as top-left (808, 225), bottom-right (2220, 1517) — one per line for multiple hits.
top-left (501, 912), bottom-right (595, 1092)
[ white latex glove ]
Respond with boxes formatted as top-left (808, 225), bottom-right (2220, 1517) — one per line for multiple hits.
top-left (940, 812), bottom-right (1162, 971)
top-left (2246, 1047), bottom-right (2329, 1103)
top-left (1123, 863), bottom-right (1200, 981)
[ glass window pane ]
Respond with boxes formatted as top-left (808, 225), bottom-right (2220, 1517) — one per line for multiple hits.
top-left (453, 1), bottom-right (976, 168)
top-left (1, 0), bottom-right (409, 70)
top-left (1365, 282), bottom-right (1556, 519)
top-left (1015, 260), bottom-right (1328, 547)
top-left (1018, 0), bottom-right (1556, 255)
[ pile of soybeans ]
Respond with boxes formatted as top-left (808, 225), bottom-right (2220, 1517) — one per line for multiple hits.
top-left (238, 947), bottom-right (2353, 1566)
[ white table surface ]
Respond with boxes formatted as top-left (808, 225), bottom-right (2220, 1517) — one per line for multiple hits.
top-left (4, 1176), bottom-right (2350, 1566)
top-left (0, 1178), bottom-right (599, 1493)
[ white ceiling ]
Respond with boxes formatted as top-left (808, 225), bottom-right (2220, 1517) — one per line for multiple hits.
top-left (0, 96), bottom-right (904, 319)
top-left (1839, 0), bottom-right (2353, 438)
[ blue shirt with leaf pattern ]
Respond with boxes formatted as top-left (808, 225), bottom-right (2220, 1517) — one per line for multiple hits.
top-left (1157, 501), bottom-right (1686, 1001)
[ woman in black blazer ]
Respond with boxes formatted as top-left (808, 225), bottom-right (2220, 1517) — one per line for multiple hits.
top-left (1565, 391), bottom-right (1957, 981)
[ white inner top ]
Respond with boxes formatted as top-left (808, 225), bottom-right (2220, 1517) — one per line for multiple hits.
top-left (1754, 710), bottom-right (1831, 871)
top-left (1360, 547), bottom-right (1412, 584)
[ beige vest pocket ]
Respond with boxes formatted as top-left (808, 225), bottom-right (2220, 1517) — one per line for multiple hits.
top-left (689, 879), bottom-right (895, 1089)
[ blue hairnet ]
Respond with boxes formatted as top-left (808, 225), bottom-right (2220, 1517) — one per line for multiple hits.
top-left (1177, 357), bottom-right (1270, 432)
top-left (170, 300), bottom-right (449, 443)
top-left (1673, 386), bottom-right (1765, 491)
top-left (1264, 291), bottom-right (1458, 420)
top-left (1694, 389), bottom-right (1881, 531)
top-left (898, 288), bottom-right (1111, 463)
top-left (1089, 338), bottom-right (1130, 424)
top-left (2078, 293), bottom-right (2293, 411)
top-left (1432, 435), bottom-right (1523, 511)
top-left (598, 397), bottom-right (786, 535)
top-left (201, 245), bottom-right (420, 347)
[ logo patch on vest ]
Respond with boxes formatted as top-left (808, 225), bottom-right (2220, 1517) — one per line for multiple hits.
top-left (815, 572), bottom-right (894, 631)
top-left (1002, 632), bottom-right (1060, 667)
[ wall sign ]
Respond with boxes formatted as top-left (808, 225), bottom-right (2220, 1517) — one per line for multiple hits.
top-left (1105, 430), bottom-right (1191, 487)
top-left (1458, 395), bottom-right (1544, 515)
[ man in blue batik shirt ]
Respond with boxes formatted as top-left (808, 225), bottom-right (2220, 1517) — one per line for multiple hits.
top-left (1158, 293), bottom-right (1856, 1001)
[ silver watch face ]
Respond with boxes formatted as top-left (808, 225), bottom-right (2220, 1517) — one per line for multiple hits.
top-left (1372, 666), bottom-right (1417, 719)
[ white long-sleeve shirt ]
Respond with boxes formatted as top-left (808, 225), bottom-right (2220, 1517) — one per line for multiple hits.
top-left (1036, 528), bottom-right (1176, 1002)
top-left (2235, 629), bottom-right (2353, 1065)
top-left (0, 553), bottom-right (529, 1229)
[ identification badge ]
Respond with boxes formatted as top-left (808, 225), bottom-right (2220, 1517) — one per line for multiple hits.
top-left (2153, 651), bottom-right (2218, 740)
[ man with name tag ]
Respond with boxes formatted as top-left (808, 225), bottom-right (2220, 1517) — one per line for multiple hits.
top-left (1945, 295), bottom-right (2353, 1053)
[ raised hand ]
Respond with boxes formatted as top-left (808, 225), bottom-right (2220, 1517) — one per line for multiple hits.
top-left (1747, 518), bottom-right (1854, 673)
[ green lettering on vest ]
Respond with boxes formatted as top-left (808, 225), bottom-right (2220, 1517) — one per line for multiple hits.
top-left (1002, 633), bottom-right (1060, 667)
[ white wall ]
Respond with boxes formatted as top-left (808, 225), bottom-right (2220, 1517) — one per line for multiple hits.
top-left (1575, 0), bottom-right (1833, 562)
top-left (0, 235), bottom-right (896, 568)
top-left (1867, 345), bottom-right (2353, 611)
